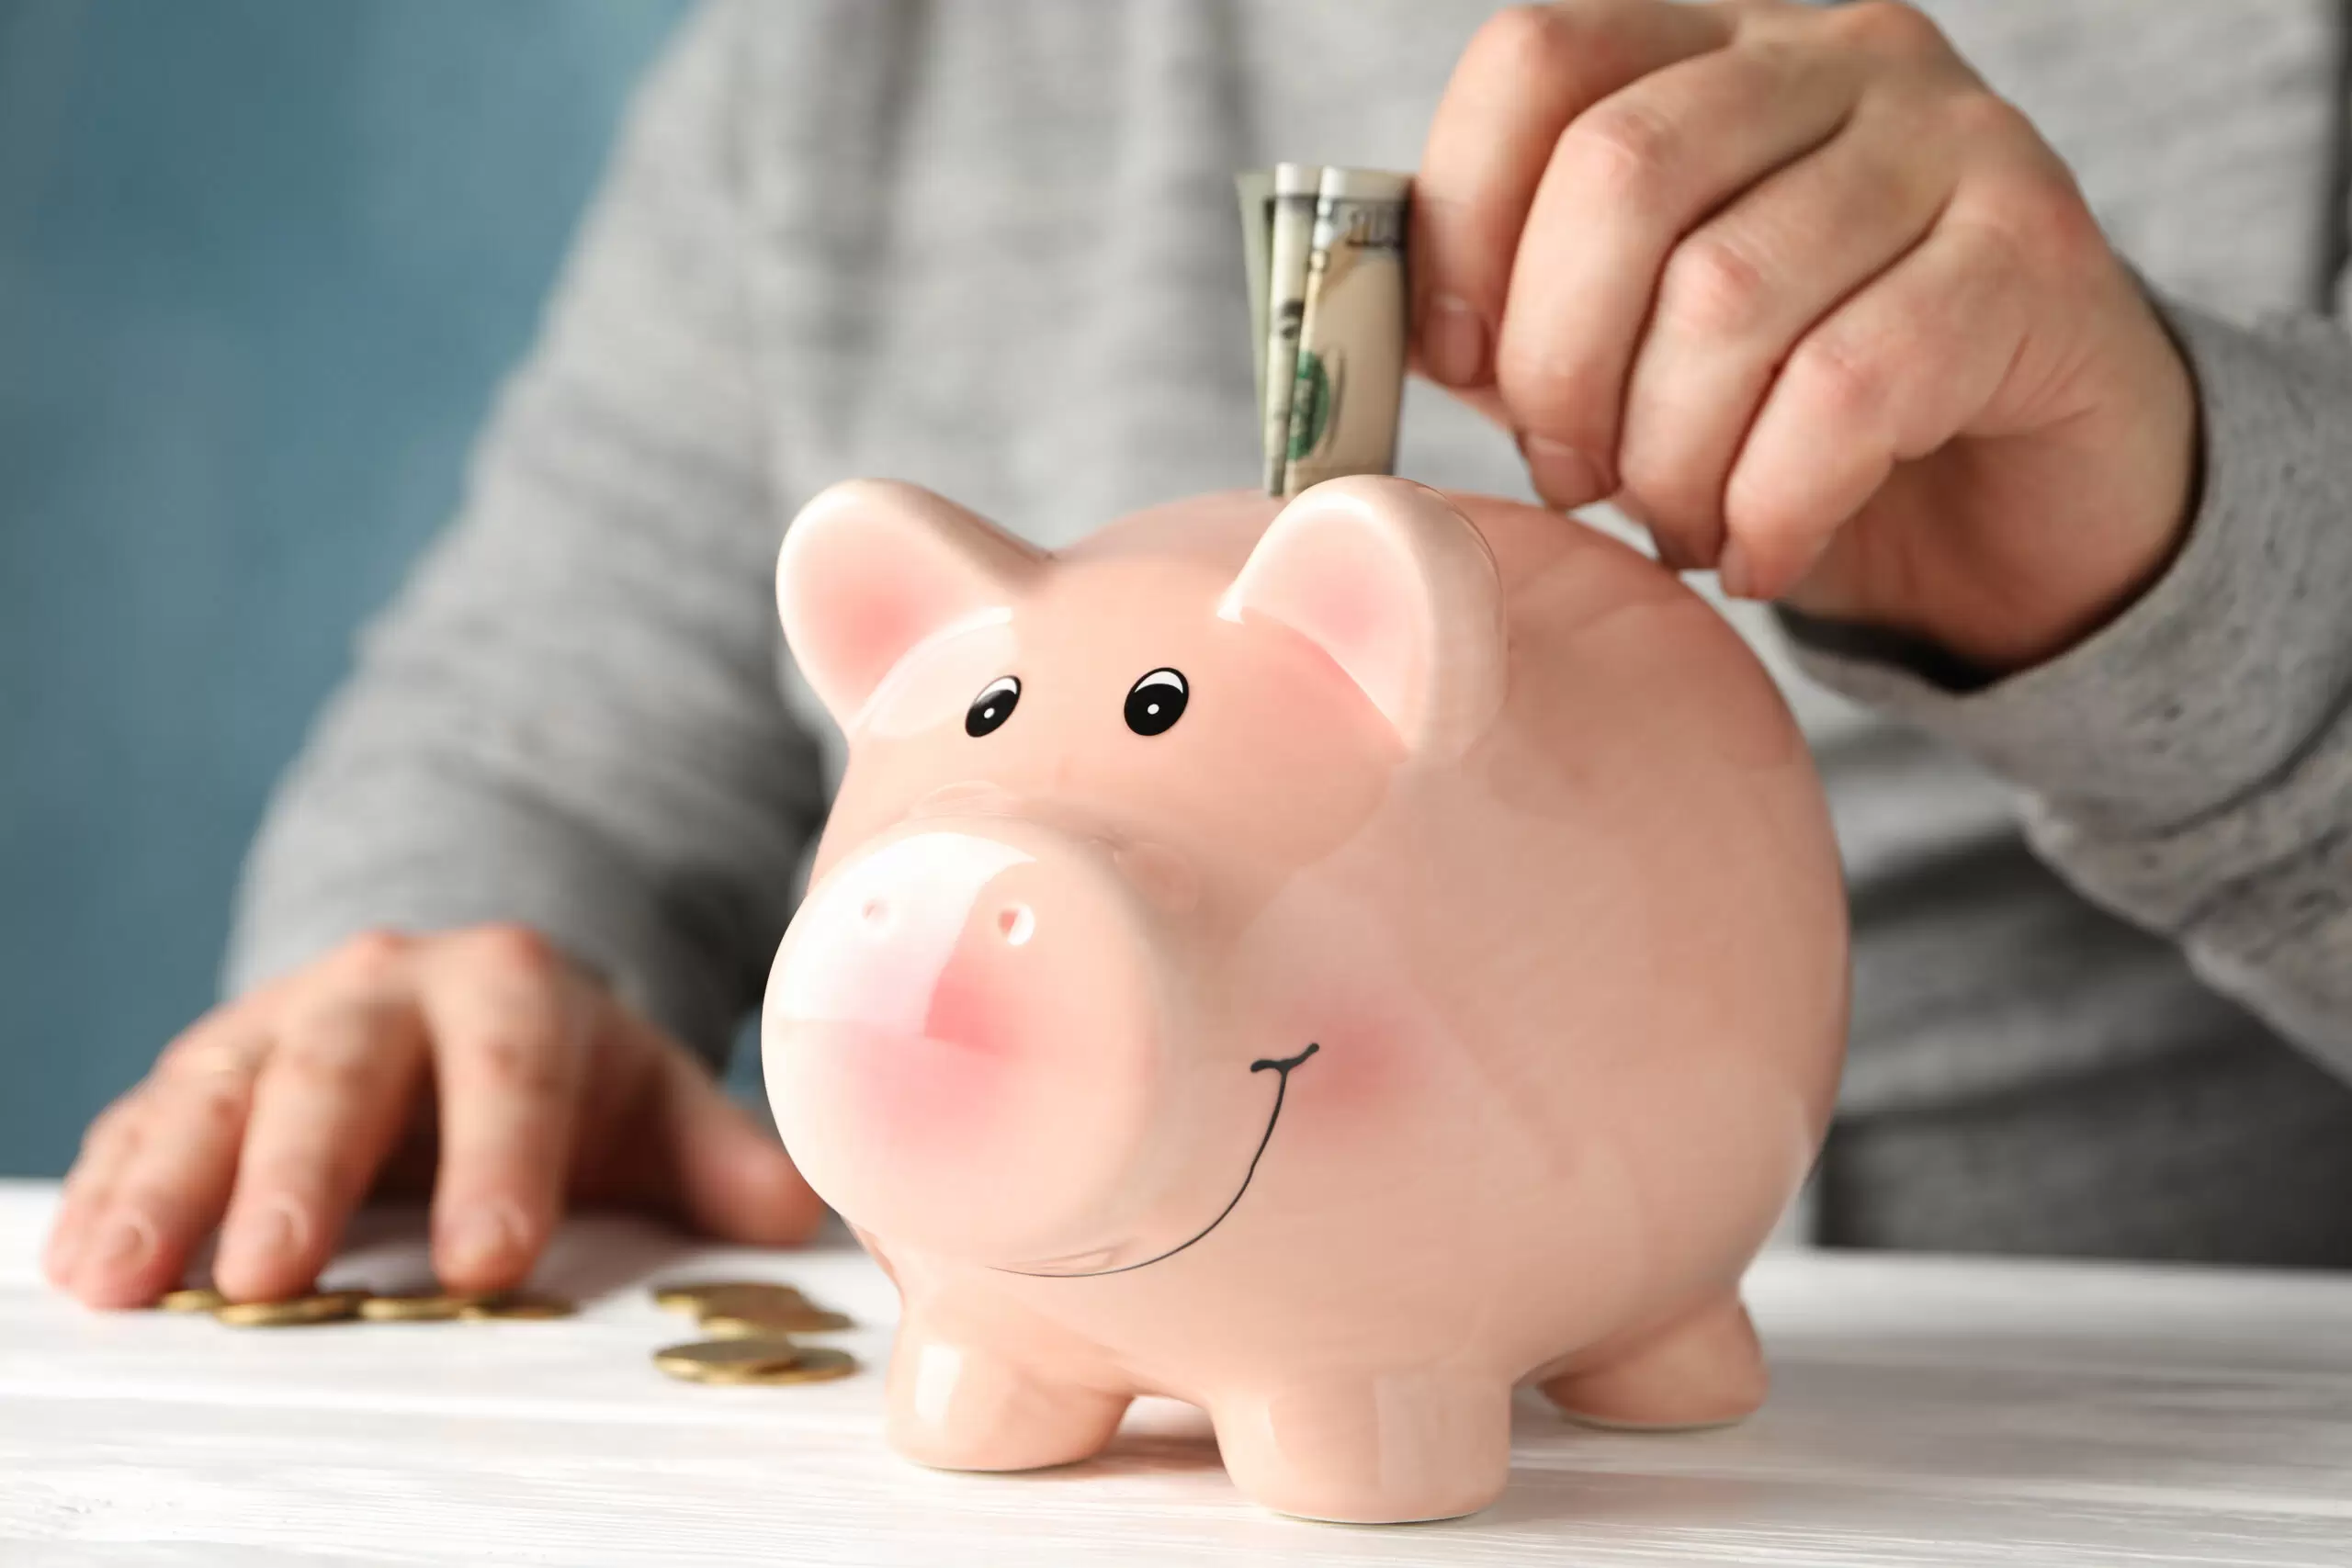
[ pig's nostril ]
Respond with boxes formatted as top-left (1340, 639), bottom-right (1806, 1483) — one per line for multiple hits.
top-left (997, 904), bottom-right (1035, 946)
top-left (861, 897), bottom-right (890, 929)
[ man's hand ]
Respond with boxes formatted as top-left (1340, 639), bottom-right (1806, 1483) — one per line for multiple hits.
top-left (44, 925), bottom-right (822, 1308)
top-left (1415, 0), bottom-right (2199, 674)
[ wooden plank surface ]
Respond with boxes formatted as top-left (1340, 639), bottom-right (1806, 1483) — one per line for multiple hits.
top-left (5, 1179), bottom-right (2350, 1565)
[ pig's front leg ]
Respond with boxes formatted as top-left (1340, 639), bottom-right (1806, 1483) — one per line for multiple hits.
top-left (1540, 1293), bottom-right (1769, 1430)
top-left (884, 1321), bottom-right (1131, 1472)
top-left (1210, 1373), bottom-right (1513, 1523)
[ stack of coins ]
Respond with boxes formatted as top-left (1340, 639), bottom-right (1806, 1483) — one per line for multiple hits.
top-left (650, 1339), bottom-right (856, 1387)
top-left (157, 1284), bottom-right (576, 1328)
top-left (151, 1273), bottom-right (864, 1388)
top-left (648, 1279), bottom-right (858, 1387)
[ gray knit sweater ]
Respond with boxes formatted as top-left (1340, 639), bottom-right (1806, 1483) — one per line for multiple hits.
top-left (228, 1), bottom-right (2352, 1132)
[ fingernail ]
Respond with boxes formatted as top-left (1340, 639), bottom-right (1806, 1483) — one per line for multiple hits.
top-left (1520, 434), bottom-right (1605, 510)
top-left (440, 1204), bottom-right (521, 1276)
top-left (1717, 539), bottom-right (1757, 599)
top-left (1420, 293), bottom-right (1488, 386)
top-left (87, 1215), bottom-right (153, 1276)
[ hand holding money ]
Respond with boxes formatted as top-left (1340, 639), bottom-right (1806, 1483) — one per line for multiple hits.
top-left (1237, 164), bottom-right (1411, 497)
top-left (1408, 1), bottom-right (2195, 675)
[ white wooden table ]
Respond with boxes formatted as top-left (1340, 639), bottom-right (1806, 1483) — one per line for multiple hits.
top-left (6, 1179), bottom-right (2352, 1565)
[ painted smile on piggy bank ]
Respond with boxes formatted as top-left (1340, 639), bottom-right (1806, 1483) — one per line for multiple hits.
top-left (1002, 1041), bottom-right (1319, 1279)
top-left (762, 474), bottom-right (1849, 1526)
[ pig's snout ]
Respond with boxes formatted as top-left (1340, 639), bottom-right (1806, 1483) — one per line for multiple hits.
top-left (763, 823), bottom-right (1170, 1266)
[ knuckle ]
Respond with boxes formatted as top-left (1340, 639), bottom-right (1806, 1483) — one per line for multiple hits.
top-left (1563, 96), bottom-right (1682, 208)
top-left (157, 1015), bottom-right (223, 1065)
top-left (1471, 6), bottom-right (1581, 80)
top-left (1981, 165), bottom-right (2107, 281)
top-left (141, 1066), bottom-right (252, 1140)
top-left (464, 1029), bottom-right (569, 1103)
top-left (1828, 0), bottom-right (1949, 60)
top-left (327, 928), bottom-right (411, 988)
top-left (275, 1036), bottom-right (379, 1100)
top-left (156, 1026), bottom-right (263, 1084)
top-left (458, 923), bottom-right (563, 986)
top-left (78, 1098), bottom-right (145, 1161)
top-left (176, 1073), bottom-right (251, 1136)
top-left (1657, 231), bottom-right (1774, 338)
top-left (1787, 327), bottom-right (1894, 423)
top-left (1939, 87), bottom-right (2035, 149)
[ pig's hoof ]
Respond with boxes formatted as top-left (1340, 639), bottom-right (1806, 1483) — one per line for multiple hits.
top-left (1541, 1295), bottom-right (1768, 1431)
top-left (886, 1332), bottom-right (1129, 1472)
top-left (1212, 1376), bottom-right (1511, 1523)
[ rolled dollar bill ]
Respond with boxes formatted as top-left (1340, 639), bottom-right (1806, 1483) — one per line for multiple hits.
top-left (1282, 166), bottom-right (1410, 497)
top-left (1258, 164), bottom-right (1324, 497)
top-left (1236, 165), bottom-right (1411, 496)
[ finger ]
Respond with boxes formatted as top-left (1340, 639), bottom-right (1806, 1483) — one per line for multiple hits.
top-left (1496, 28), bottom-right (1862, 508)
top-left (1414, 0), bottom-right (1733, 391)
top-left (647, 1029), bottom-right (826, 1246)
top-left (67, 1034), bottom-right (266, 1307)
top-left (422, 927), bottom-right (588, 1292)
top-left (213, 991), bottom-right (427, 1301)
top-left (47, 1005), bottom-right (268, 1291)
top-left (44, 1095), bottom-right (149, 1292)
top-left (1722, 208), bottom-right (2030, 601)
top-left (1615, 92), bottom-right (1960, 561)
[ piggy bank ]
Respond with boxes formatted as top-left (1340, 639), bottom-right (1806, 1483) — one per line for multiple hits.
top-left (763, 476), bottom-right (1847, 1523)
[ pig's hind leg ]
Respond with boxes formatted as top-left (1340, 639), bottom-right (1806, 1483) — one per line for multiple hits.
top-left (1540, 1293), bottom-right (1769, 1431)
top-left (1211, 1373), bottom-right (1513, 1523)
top-left (884, 1323), bottom-right (1131, 1472)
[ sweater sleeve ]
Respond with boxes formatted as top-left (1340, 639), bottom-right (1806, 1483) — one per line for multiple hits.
top-left (224, 2), bottom-right (825, 1066)
top-left (1779, 301), bottom-right (2352, 1079)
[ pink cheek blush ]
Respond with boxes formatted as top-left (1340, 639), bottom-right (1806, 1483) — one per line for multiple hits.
top-left (1288, 1005), bottom-right (1415, 1125)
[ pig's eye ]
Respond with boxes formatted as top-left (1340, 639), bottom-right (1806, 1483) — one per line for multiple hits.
top-left (966, 676), bottom-right (1021, 737)
top-left (1125, 668), bottom-right (1188, 737)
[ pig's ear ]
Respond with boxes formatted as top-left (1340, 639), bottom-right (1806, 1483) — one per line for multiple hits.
top-left (778, 480), bottom-right (1045, 725)
top-left (1219, 477), bottom-right (1507, 758)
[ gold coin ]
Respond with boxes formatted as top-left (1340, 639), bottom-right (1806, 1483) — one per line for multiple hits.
top-left (214, 1290), bottom-right (368, 1327)
top-left (652, 1280), bottom-right (806, 1315)
top-left (356, 1292), bottom-right (471, 1322)
top-left (678, 1351), bottom-right (860, 1387)
top-left (652, 1337), bottom-right (805, 1383)
top-left (158, 1287), bottom-right (227, 1314)
top-left (456, 1291), bottom-right (576, 1321)
top-left (738, 1346), bottom-right (856, 1384)
top-left (699, 1306), bottom-right (854, 1337)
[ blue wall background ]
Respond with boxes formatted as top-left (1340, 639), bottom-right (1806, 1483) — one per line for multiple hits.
top-left (0, 0), bottom-right (690, 1175)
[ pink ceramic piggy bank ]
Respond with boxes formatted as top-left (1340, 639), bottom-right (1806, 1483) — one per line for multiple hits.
top-left (763, 476), bottom-right (1847, 1523)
